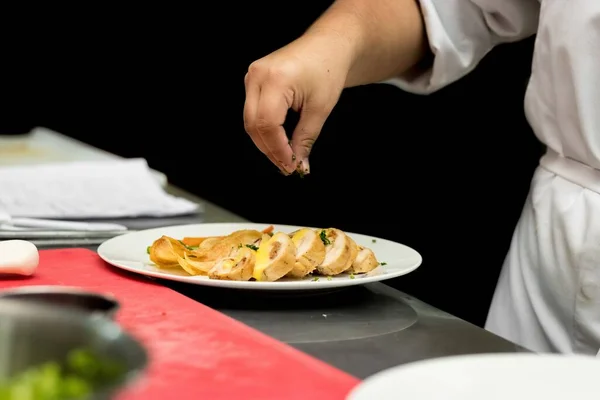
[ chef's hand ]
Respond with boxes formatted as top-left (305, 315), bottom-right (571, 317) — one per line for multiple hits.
top-left (243, 32), bottom-right (352, 175)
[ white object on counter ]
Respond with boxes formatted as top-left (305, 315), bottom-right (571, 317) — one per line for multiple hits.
top-left (0, 127), bottom-right (168, 187)
top-left (346, 353), bottom-right (600, 400)
top-left (0, 158), bottom-right (201, 219)
top-left (0, 240), bottom-right (39, 276)
top-left (0, 211), bottom-right (127, 232)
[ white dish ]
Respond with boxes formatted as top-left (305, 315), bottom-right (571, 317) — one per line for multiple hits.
top-left (97, 223), bottom-right (422, 290)
top-left (346, 353), bottom-right (600, 399)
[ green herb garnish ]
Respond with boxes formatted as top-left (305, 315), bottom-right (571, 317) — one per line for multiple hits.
top-left (349, 274), bottom-right (355, 279)
top-left (178, 240), bottom-right (197, 251)
top-left (319, 230), bottom-right (331, 245)
top-left (327, 276), bottom-right (332, 281)
top-left (380, 262), bottom-right (387, 266)
top-left (245, 244), bottom-right (259, 251)
top-left (312, 277), bottom-right (319, 282)
top-left (146, 246), bottom-right (151, 254)
top-left (372, 239), bottom-right (376, 243)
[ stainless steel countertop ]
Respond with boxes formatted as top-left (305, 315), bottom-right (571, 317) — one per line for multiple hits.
top-left (166, 278), bottom-right (528, 379)
top-left (73, 186), bottom-right (528, 379)
top-left (6, 131), bottom-right (529, 379)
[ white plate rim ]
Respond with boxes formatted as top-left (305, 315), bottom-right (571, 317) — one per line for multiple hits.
top-left (346, 353), bottom-right (600, 399)
top-left (97, 222), bottom-right (422, 291)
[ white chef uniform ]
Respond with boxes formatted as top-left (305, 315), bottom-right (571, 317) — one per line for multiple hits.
top-left (387, 0), bottom-right (600, 354)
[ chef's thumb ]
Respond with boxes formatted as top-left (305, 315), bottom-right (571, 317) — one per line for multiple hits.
top-left (291, 111), bottom-right (327, 175)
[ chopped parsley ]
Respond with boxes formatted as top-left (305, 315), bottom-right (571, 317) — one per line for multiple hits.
top-left (372, 239), bottom-right (376, 243)
top-left (178, 240), bottom-right (198, 251)
top-left (245, 244), bottom-right (259, 251)
top-left (319, 230), bottom-right (331, 245)
top-left (146, 246), bottom-right (151, 254)
top-left (380, 262), bottom-right (387, 266)
top-left (312, 277), bottom-right (319, 282)
top-left (349, 274), bottom-right (355, 279)
top-left (327, 276), bottom-right (332, 281)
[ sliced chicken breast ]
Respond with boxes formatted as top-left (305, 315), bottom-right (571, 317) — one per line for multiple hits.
top-left (209, 246), bottom-right (255, 281)
top-left (287, 228), bottom-right (326, 278)
top-left (316, 228), bottom-right (358, 276)
top-left (253, 232), bottom-right (296, 281)
top-left (189, 229), bottom-right (262, 261)
top-left (349, 246), bottom-right (380, 274)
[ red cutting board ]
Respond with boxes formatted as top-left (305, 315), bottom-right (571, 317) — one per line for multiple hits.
top-left (0, 249), bottom-right (360, 399)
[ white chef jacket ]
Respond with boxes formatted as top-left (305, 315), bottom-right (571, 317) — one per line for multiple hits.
top-left (388, 0), bottom-right (600, 354)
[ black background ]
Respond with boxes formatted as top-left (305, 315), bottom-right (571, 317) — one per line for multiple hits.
top-left (1, 3), bottom-right (543, 326)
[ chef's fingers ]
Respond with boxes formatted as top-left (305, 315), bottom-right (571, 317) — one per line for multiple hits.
top-left (290, 107), bottom-right (328, 175)
top-left (243, 73), bottom-right (271, 157)
top-left (250, 85), bottom-right (296, 174)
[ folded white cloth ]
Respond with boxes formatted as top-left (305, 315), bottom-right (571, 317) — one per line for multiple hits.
top-left (0, 158), bottom-right (201, 219)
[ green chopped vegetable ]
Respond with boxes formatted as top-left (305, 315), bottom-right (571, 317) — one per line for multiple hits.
top-left (0, 348), bottom-right (126, 400)
top-left (146, 246), bottom-right (151, 254)
top-left (319, 230), bottom-right (331, 246)
top-left (178, 240), bottom-right (198, 251)
top-left (245, 244), bottom-right (259, 251)
top-left (380, 262), bottom-right (387, 266)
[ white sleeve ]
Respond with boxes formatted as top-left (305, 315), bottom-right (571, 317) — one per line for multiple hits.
top-left (386, 0), bottom-right (540, 94)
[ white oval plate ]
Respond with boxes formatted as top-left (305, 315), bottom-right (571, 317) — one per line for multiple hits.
top-left (97, 223), bottom-right (422, 290)
top-left (346, 353), bottom-right (600, 399)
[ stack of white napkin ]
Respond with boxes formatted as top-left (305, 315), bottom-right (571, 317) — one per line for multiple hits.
top-left (0, 158), bottom-right (200, 222)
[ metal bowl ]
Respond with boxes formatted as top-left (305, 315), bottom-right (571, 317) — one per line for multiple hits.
top-left (0, 286), bottom-right (120, 319)
top-left (0, 298), bottom-right (148, 399)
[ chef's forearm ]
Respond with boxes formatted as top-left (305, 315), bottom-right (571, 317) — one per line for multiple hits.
top-left (305, 0), bottom-right (429, 88)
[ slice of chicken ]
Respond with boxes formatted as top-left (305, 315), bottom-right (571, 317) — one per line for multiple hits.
top-left (287, 228), bottom-right (326, 278)
top-left (257, 233), bottom-right (271, 248)
top-left (189, 229), bottom-right (262, 262)
top-left (209, 246), bottom-right (255, 281)
top-left (349, 246), bottom-right (380, 274)
top-left (316, 228), bottom-right (358, 276)
top-left (253, 232), bottom-right (296, 281)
